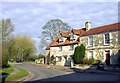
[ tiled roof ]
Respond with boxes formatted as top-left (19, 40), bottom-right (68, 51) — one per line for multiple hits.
top-left (46, 22), bottom-right (120, 50)
top-left (46, 37), bottom-right (79, 50)
top-left (51, 37), bottom-right (79, 47)
top-left (61, 31), bottom-right (70, 37)
top-left (81, 22), bottom-right (120, 36)
top-left (59, 28), bottom-right (86, 37)
top-left (46, 38), bottom-right (59, 50)
top-left (72, 28), bottom-right (86, 36)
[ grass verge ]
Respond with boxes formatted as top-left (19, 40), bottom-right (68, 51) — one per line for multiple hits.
top-left (6, 65), bottom-right (29, 81)
top-left (1, 65), bottom-right (14, 75)
top-left (1, 64), bottom-right (29, 81)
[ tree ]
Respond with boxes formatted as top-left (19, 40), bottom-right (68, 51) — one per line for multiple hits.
top-left (38, 53), bottom-right (45, 59)
top-left (39, 19), bottom-right (71, 54)
top-left (39, 37), bottom-right (49, 55)
top-left (0, 19), bottom-right (14, 41)
top-left (73, 44), bottom-right (85, 64)
top-left (12, 35), bottom-right (36, 61)
top-left (0, 18), bottom-right (14, 67)
top-left (2, 43), bottom-right (9, 67)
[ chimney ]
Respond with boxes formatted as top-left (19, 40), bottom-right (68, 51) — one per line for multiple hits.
top-left (58, 30), bottom-right (62, 37)
top-left (85, 22), bottom-right (91, 31)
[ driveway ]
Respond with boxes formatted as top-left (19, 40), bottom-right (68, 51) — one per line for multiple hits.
top-left (14, 63), bottom-right (120, 82)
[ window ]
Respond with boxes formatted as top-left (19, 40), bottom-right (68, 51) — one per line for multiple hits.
top-left (59, 37), bottom-right (64, 43)
top-left (56, 56), bottom-right (62, 62)
top-left (104, 33), bottom-right (110, 45)
top-left (88, 36), bottom-right (93, 46)
top-left (59, 46), bottom-right (62, 51)
top-left (70, 35), bottom-right (75, 41)
top-left (70, 45), bottom-right (74, 50)
top-left (88, 51), bottom-right (93, 59)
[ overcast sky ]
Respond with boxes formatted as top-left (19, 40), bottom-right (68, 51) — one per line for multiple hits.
top-left (1, 1), bottom-right (119, 54)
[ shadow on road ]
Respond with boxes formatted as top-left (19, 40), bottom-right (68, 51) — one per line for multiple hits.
top-left (24, 65), bottom-right (120, 83)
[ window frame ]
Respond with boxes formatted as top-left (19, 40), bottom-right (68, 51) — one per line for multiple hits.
top-left (59, 37), bottom-right (64, 43)
top-left (88, 36), bottom-right (93, 46)
top-left (70, 35), bottom-right (75, 41)
top-left (69, 45), bottom-right (74, 50)
top-left (55, 56), bottom-right (62, 62)
top-left (59, 46), bottom-right (62, 51)
top-left (88, 51), bottom-right (94, 59)
top-left (104, 33), bottom-right (110, 45)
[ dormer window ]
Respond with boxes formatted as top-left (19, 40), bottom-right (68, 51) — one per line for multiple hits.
top-left (59, 37), bottom-right (64, 43)
top-left (70, 35), bottom-right (75, 41)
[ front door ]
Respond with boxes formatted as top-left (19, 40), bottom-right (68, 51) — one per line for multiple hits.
top-left (105, 51), bottom-right (110, 65)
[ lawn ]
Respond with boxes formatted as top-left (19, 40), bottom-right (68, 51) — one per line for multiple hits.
top-left (2, 65), bottom-right (14, 74)
top-left (1, 64), bottom-right (29, 81)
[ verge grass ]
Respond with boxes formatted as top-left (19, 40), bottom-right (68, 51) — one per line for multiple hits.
top-left (1, 64), bottom-right (29, 81)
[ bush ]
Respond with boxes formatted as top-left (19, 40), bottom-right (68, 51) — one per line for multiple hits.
top-left (8, 58), bottom-right (15, 62)
top-left (73, 44), bottom-right (85, 64)
top-left (83, 58), bottom-right (95, 65)
top-left (38, 53), bottom-right (45, 59)
top-left (50, 55), bottom-right (56, 65)
top-left (96, 60), bottom-right (103, 64)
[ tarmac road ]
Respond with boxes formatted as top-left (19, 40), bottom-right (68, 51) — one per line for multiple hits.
top-left (14, 63), bottom-right (120, 82)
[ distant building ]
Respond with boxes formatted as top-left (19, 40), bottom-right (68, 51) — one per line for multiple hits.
top-left (46, 22), bottom-right (120, 66)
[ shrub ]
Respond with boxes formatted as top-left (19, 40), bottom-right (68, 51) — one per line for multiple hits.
top-left (73, 44), bottom-right (85, 64)
top-left (83, 58), bottom-right (95, 65)
top-left (8, 58), bottom-right (14, 62)
top-left (50, 55), bottom-right (56, 65)
top-left (38, 53), bottom-right (45, 59)
top-left (96, 60), bottom-right (103, 64)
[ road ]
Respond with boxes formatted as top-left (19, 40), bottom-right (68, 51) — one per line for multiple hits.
top-left (14, 63), bottom-right (120, 82)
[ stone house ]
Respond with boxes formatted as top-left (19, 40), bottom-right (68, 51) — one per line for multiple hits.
top-left (46, 22), bottom-right (120, 66)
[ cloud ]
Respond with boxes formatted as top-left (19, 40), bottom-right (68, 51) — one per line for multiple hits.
top-left (3, 2), bottom-right (118, 35)
top-left (2, 2), bottom-right (118, 54)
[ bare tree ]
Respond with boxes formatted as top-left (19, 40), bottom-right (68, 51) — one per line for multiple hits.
top-left (39, 19), bottom-right (71, 54)
top-left (0, 19), bottom-right (14, 42)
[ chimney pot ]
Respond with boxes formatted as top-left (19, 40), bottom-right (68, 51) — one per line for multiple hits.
top-left (85, 22), bottom-right (91, 31)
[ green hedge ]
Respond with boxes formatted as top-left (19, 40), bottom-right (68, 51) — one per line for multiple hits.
top-left (73, 44), bottom-right (85, 64)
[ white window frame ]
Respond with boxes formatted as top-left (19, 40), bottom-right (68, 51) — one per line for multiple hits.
top-left (88, 36), bottom-right (93, 46)
top-left (59, 46), bottom-right (62, 51)
top-left (56, 56), bottom-right (62, 62)
top-left (104, 33), bottom-right (110, 45)
top-left (88, 51), bottom-right (94, 59)
top-left (70, 35), bottom-right (75, 41)
top-left (59, 37), bottom-right (64, 43)
top-left (70, 45), bottom-right (74, 50)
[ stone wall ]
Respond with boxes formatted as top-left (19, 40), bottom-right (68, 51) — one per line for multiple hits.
top-left (80, 30), bottom-right (120, 64)
top-left (50, 44), bottom-right (78, 66)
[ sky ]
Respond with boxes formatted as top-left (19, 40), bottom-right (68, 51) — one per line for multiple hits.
top-left (1, 0), bottom-right (119, 54)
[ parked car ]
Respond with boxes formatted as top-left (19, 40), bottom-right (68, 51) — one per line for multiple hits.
top-left (16, 58), bottom-right (23, 63)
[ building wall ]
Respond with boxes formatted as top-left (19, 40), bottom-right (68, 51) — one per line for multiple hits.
top-left (46, 30), bottom-right (120, 66)
top-left (46, 50), bottom-right (50, 64)
top-left (80, 30), bottom-right (120, 64)
top-left (50, 44), bottom-right (78, 66)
